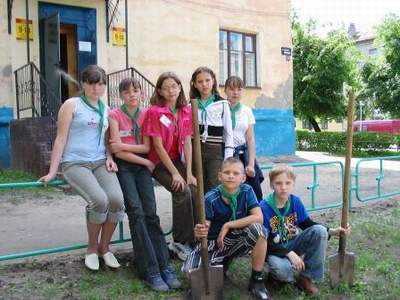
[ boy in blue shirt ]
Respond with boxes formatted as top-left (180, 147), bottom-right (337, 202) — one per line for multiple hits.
top-left (182, 157), bottom-right (269, 300)
top-left (260, 164), bottom-right (351, 296)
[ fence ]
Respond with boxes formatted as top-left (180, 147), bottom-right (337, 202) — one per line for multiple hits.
top-left (1, 157), bottom-right (399, 261)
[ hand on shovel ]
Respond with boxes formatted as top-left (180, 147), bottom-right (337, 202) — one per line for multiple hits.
top-left (329, 224), bottom-right (351, 237)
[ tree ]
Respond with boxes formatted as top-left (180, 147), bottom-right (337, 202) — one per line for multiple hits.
top-left (293, 19), bottom-right (360, 131)
top-left (362, 15), bottom-right (400, 118)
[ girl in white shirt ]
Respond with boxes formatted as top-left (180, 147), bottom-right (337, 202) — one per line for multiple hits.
top-left (225, 76), bottom-right (264, 201)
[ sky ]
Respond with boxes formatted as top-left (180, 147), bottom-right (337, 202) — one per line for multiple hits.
top-left (291, 0), bottom-right (400, 35)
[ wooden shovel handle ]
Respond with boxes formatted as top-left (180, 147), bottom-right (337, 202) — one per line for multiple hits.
top-left (191, 98), bottom-right (210, 291)
top-left (339, 91), bottom-right (356, 253)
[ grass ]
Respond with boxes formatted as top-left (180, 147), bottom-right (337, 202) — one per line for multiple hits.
top-left (0, 169), bottom-right (36, 183)
top-left (1, 201), bottom-right (399, 299)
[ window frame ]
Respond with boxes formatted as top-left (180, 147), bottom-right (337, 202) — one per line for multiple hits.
top-left (219, 29), bottom-right (258, 88)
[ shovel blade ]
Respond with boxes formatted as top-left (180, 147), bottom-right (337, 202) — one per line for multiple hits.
top-left (188, 265), bottom-right (224, 300)
top-left (328, 251), bottom-right (355, 288)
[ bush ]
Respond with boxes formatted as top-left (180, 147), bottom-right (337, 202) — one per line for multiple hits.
top-left (296, 130), bottom-right (400, 156)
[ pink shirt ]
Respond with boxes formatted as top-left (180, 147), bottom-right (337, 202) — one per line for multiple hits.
top-left (109, 107), bottom-right (148, 145)
top-left (143, 104), bottom-right (193, 164)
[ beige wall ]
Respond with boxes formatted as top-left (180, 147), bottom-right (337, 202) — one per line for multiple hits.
top-left (2, 0), bottom-right (292, 111)
top-left (129, 0), bottom-right (292, 108)
top-left (0, 1), bottom-right (13, 108)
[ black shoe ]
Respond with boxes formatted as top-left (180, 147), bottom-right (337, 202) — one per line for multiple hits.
top-left (248, 279), bottom-right (269, 300)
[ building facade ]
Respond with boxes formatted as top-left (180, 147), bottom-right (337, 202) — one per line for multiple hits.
top-left (0, 0), bottom-right (294, 169)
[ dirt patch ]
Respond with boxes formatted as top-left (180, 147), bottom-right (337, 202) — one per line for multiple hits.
top-left (1, 198), bottom-right (399, 300)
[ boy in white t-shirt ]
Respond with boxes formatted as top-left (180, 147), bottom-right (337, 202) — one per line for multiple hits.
top-left (225, 76), bottom-right (264, 201)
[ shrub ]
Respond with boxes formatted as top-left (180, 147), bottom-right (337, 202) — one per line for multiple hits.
top-left (296, 130), bottom-right (400, 156)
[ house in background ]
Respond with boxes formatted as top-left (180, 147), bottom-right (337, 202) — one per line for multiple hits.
top-left (1, 0), bottom-right (294, 174)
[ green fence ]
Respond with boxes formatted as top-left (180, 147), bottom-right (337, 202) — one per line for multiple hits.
top-left (1, 156), bottom-right (399, 262)
top-left (352, 155), bottom-right (400, 203)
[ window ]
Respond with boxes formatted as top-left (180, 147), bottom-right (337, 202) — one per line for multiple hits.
top-left (219, 29), bottom-right (257, 87)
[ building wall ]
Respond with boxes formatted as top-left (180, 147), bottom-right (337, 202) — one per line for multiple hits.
top-left (2, 0), bottom-right (294, 159)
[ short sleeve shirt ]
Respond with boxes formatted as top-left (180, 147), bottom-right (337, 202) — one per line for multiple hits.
top-left (205, 184), bottom-right (259, 240)
top-left (260, 194), bottom-right (309, 241)
top-left (108, 107), bottom-right (148, 145)
top-left (143, 104), bottom-right (193, 164)
top-left (232, 105), bottom-right (256, 147)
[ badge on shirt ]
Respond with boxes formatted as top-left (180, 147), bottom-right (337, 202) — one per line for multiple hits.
top-left (119, 130), bottom-right (131, 137)
top-left (160, 114), bottom-right (171, 127)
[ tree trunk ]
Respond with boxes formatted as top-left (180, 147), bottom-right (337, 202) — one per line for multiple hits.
top-left (308, 117), bottom-right (321, 132)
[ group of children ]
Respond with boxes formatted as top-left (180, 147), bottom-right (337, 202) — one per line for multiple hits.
top-left (40, 64), bottom-right (350, 299)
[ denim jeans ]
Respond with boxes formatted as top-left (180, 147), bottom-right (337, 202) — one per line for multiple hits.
top-left (116, 159), bottom-right (170, 278)
top-left (265, 225), bottom-right (328, 282)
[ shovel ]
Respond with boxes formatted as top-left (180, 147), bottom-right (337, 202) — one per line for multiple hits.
top-left (328, 91), bottom-right (356, 287)
top-left (188, 99), bottom-right (224, 300)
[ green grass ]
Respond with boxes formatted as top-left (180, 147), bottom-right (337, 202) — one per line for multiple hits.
top-left (0, 169), bottom-right (36, 183)
top-left (1, 203), bottom-right (399, 299)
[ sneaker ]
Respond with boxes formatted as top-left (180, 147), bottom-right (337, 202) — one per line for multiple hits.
top-left (168, 242), bottom-right (192, 261)
top-left (145, 272), bottom-right (169, 292)
top-left (248, 278), bottom-right (269, 300)
top-left (161, 266), bottom-right (182, 289)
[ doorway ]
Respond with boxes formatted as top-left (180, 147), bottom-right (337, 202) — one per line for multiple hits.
top-left (60, 24), bottom-right (78, 101)
top-left (39, 2), bottom-right (97, 103)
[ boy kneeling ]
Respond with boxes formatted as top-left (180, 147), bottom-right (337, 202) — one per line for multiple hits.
top-left (182, 157), bottom-right (269, 300)
top-left (260, 164), bottom-right (350, 296)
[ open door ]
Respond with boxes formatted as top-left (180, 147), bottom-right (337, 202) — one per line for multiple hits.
top-left (41, 13), bottom-right (61, 115)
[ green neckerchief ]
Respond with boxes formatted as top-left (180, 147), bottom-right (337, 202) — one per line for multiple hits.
top-left (197, 94), bottom-right (215, 124)
top-left (80, 94), bottom-right (105, 145)
top-left (266, 193), bottom-right (291, 244)
top-left (230, 102), bottom-right (242, 129)
top-left (217, 184), bottom-right (241, 220)
top-left (120, 104), bottom-right (141, 144)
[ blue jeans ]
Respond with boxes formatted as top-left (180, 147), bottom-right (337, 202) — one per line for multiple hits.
top-left (266, 225), bottom-right (328, 282)
top-left (116, 159), bottom-right (170, 278)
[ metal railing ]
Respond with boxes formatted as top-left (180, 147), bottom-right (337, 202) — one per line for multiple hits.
top-left (2, 156), bottom-right (399, 261)
top-left (0, 180), bottom-right (171, 262)
top-left (14, 62), bottom-right (62, 148)
top-left (352, 155), bottom-right (400, 203)
top-left (14, 62), bottom-right (62, 120)
top-left (107, 67), bottom-right (155, 108)
top-left (260, 161), bottom-right (345, 212)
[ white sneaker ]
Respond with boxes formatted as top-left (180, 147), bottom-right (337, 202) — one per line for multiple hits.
top-left (168, 242), bottom-right (192, 261)
top-left (102, 252), bottom-right (120, 268)
top-left (85, 253), bottom-right (99, 271)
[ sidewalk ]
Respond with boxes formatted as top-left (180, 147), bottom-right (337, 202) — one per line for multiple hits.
top-left (295, 151), bottom-right (400, 171)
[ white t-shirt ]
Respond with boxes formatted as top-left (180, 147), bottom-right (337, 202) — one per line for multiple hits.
top-left (232, 104), bottom-right (255, 147)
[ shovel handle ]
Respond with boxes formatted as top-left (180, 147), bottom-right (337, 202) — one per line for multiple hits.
top-left (339, 91), bottom-right (356, 253)
top-left (191, 98), bottom-right (210, 292)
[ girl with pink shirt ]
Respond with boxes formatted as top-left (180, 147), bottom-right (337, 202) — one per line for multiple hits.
top-left (108, 78), bottom-right (180, 291)
top-left (143, 72), bottom-right (197, 260)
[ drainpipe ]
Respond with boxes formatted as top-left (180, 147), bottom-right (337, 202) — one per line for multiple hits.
top-left (125, 0), bottom-right (129, 69)
top-left (25, 0), bottom-right (30, 63)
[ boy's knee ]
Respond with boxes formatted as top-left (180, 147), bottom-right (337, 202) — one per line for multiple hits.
top-left (266, 256), bottom-right (295, 282)
top-left (310, 225), bottom-right (328, 241)
top-left (248, 223), bottom-right (268, 240)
